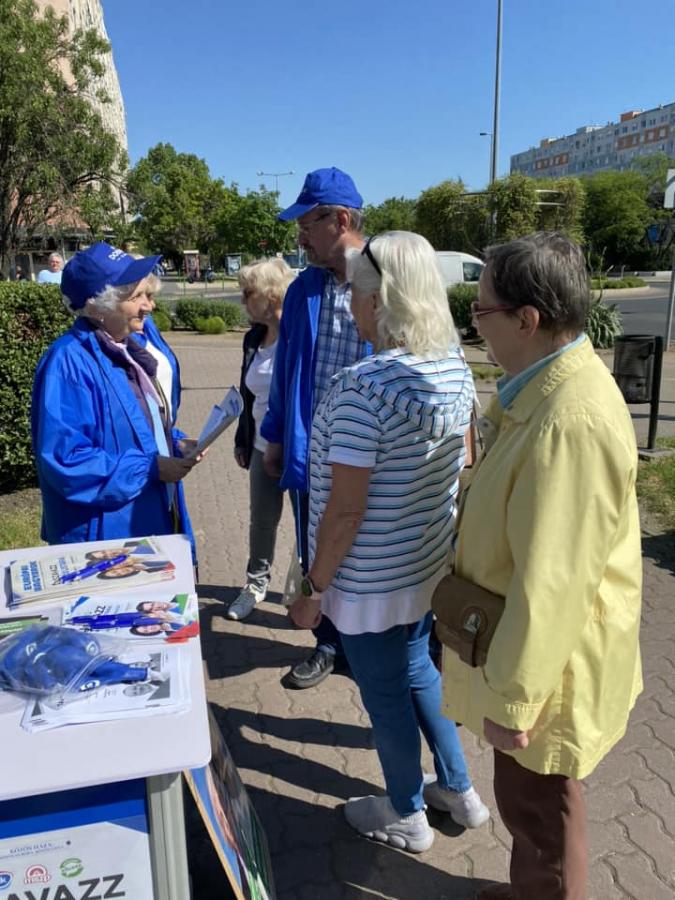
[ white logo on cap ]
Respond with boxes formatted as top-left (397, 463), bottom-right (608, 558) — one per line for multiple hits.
top-left (108, 249), bottom-right (127, 261)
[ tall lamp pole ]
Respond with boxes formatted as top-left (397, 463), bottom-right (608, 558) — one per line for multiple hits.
top-left (256, 170), bottom-right (294, 194)
top-left (491, 0), bottom-right (503, 185)
top-left (479, 132), bottom-right (494, 185)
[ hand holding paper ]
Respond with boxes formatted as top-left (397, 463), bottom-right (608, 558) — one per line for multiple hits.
top-left (184, 387), bottom-right (243, 459)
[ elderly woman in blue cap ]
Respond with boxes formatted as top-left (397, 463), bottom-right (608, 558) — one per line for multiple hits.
top-left (31, 242), bottom-right (202, 549)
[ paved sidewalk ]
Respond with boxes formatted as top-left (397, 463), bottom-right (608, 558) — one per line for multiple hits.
top-left (171, 332), bottom-right (675, 899)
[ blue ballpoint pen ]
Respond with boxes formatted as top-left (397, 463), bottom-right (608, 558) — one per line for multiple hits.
top-left (59, 553), bottom-right (129, 584)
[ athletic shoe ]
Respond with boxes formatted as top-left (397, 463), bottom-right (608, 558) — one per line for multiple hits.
top-left (344, 795), bottom-right (434, 853)
top-left (227, 584), bottom-right (266, 621)
top-left (285, 648), bottom-right (334, 689)
top-left (423, 774), bottom-right (490, 829)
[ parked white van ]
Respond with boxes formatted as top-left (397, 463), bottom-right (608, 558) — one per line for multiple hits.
top-left (435, 251), bottom-right (484, 288)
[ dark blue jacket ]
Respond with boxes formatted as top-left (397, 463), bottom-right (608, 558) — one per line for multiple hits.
top-left (31, 318), bottom-right (194, 552)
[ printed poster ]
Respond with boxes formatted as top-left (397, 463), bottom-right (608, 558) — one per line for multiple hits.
top-left (184, 707), bottom-right (275, 900)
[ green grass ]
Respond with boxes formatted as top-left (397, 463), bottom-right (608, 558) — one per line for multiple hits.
top-left (0, 501), bottom-right (43, 551)
top-left (637, 437), bottom-right (675, 531)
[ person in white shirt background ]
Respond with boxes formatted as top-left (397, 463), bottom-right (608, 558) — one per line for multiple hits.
top-left (231, 258), bottom-right (294, 620)
top-left (37, 253), bottom-right (64, 285)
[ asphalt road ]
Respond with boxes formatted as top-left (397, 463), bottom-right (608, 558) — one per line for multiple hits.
top-left (609, 283), bottom-right (674, 338)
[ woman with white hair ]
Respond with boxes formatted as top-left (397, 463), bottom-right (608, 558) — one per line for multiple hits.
top-left (31, 242), bottom-right (202, 547)
top-left (229, 257), bottom-right (294, 620)
top-left (289, 231), bottom-right (488, 852)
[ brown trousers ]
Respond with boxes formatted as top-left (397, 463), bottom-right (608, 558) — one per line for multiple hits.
top-left (493, 750), bottom-right (588, 900)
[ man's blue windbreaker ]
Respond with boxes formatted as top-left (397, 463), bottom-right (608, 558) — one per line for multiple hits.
top-left (259, 266), bottom-right (326, 492)
top-left (31, 318), bottom-right (194, 551)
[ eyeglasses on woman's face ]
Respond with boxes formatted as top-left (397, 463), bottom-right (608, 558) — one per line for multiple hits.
top-left (470, 300), bottom-right (513, 319)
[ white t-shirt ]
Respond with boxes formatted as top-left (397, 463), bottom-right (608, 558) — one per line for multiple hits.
top-left (143, 339), bottom-right (174, 415)
top-left (245, 342), bottom-right (277, 453)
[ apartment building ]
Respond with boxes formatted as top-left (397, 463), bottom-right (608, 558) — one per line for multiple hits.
top-left (511, 102), bottom-right (675, 179)
top-left (36, 0), bottom-right (128, 155)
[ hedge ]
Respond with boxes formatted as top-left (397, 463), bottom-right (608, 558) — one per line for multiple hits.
top-left (174, 298), bottom-right (244, 331)
top-left (447, 283), bottom-right (478, 331)
top-left (0, 282), bottom-right (72, 492)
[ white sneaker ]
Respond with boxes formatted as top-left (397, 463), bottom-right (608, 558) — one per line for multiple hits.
top-left (227, 584), bottom-right (266, 621)
top-left (344, 795), bottom-right (434, 853)
top-left (423, 774), bottom-right (490, 829)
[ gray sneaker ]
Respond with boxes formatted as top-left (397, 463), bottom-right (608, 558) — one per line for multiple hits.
top-left (227, 584), bottom-right (265, 621)
top-left (344, 795), bottom-right (434, 853)
top-left (423, 774), bottom-right (490, 828)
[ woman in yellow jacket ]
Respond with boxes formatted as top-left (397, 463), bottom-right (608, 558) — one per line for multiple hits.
top-left (441, 232), bottom-right (642, 900)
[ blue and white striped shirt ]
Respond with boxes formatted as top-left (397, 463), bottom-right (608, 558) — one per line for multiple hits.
top-left (309, 347), bottom-right (475, 635)
top-left (312, 273), bottom-right (367, 412)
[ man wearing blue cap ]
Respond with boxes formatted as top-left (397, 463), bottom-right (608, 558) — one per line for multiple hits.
top-left (31, 242), bottom-right (201, 549)
top-left (261, 167), bottom-right (370, 689)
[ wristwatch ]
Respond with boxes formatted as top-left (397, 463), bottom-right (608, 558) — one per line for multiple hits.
top-left (300, 575), bottom-right (322, 598)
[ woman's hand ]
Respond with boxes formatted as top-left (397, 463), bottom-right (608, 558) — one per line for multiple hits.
top-left (289, 595), bottom-right (322, 629)
top-left (177, 439), bottom-right (208, 462)
top-left (234, 447), bottom-right (247, 468)
top-left (483, 717), bottom-right (530, 751)
top-left (157, 456), bottom-right (197, 483)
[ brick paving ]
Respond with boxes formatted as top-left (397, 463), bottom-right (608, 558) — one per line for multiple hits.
top-left (172, 332), bottom-right (675, 899)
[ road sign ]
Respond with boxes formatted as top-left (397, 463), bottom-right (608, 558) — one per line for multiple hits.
top-left (665, 168), bottom-right (675, 209)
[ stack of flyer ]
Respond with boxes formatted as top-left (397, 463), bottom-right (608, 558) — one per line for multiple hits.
top-left (62, 592), bottom-right (199, 642)
top-left (21, 641), bottom-right (191, 733)
top-left (8, 537), bottom-right (176, 607)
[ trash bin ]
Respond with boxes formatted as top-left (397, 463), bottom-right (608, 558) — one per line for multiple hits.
top-left (612, 335), bottom-right (660, 404)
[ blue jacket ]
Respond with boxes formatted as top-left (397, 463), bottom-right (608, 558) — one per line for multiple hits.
top-left (260, 266), bottom-right (370, 491)
top-left (31, 318), bottom-right (194, 553)
top-left (133, 316), bottom-right (182, 425)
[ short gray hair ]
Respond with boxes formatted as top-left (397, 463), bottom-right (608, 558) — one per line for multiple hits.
top-left (484, 232), bottom-right (590, 336)
top-left (48, 253), bottom-right (64, 265)
top-left (64, 280), bottom-right (143, 316)
top-left (347, 231), bottom-right (459, 357)
top-left (320, 205), bottom-right (364, 233)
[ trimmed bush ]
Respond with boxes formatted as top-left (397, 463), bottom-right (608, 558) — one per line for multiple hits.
top-left (196, 315), bottom-right (225, 335)
top-left (0, 283), bottom-right (72, 491)
top-left (590, 276), bottom-right (646, 290)
top-left (152, 311), bottom-right (172, 332)
top-left (175, 298), bottom-right (244, 331)
top-left (585, 299), bottom-right (623, 349)
top-left (447, 283), bottom-right (478, 331)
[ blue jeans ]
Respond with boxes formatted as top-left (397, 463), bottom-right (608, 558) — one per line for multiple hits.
top-left (340, 611), bottom-right (471, 817)
top-left (290, 489), bottom-right (343, 659)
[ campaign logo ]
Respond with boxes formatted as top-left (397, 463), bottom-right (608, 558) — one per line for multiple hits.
top-left (60, 858), bottom-right (83, 878)
top-left (24, 864), bottom-right (50, 884)
top-left (0, 872), bottom-right (12, 890)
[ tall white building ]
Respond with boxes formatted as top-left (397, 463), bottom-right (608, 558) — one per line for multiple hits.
top-left (511, 102), bottom-right (675, 179)
top-left (36, 0), bottom-right (128, 155)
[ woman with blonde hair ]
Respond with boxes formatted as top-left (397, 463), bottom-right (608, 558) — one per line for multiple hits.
top-left (289, 231), bottom-right (488, 852)
top-left (230, 257), bottom-right (294, 620)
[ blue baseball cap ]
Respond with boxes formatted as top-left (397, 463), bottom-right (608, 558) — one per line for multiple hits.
top-left (278, 167), bottom-right (363, 221)
top-left (61, 242), bottom-right (162, 310)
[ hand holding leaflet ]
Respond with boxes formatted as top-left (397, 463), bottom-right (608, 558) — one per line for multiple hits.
top-left (184, 386), bottom-right (243, 459)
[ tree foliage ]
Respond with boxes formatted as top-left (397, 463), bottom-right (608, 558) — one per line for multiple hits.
top-left (213, 186), bottom-right (293, 258)
top-left (581, 171), bottom-right (652, 267)
top-left (363, 197), bottom-right (417, 236)
top-left (0, 0), bottom-right (124, 273)
top-left (415, 180), bottom-right (489, 252)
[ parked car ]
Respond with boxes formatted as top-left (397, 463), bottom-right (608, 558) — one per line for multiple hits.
top-left (435, 251), bottom-right (484, 288)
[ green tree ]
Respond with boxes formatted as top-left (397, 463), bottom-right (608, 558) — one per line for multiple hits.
top-left (0, 0), bottom-right (124, 274)
top-left (213, 186), bottom-right (293, 258)
top-left (126, 143), bottom-right (224, 268)
top-left (363, 197), bottom-right (417, 235)
top-left (487, 174), bottom-right (539, 242)
top-left (581, 171), bottom-right (652, 267)
top-left (535, 177), bottom-right (586, 244)
top-left (416, 180), bottom-right (489, 252)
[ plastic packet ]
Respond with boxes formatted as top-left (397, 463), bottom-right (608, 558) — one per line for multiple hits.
top-left (0, 624), bottom-right (160, 702)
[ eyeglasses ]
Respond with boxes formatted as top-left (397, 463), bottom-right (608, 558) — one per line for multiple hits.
top-left (470, 300), bottom-right (513, 319)
top-left (297, 211), bottom-right (332, 235)
top-left (361, 238), bottom-right (382, 276)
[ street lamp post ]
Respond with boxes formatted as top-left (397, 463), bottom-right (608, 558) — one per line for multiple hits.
top-left (256, 170), bottom-right (294, 194)
top-left (491, 0), bottom-right (503, 186)
top-left (479, 132), bottom-right (494, 186)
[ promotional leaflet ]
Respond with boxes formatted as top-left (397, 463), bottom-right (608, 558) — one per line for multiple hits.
top-left (21, 643), bottom-right (190, 732)
top-left (9, 537), bottom-right (176, 607)
top-left (63, 591), bottom-right (199, 642)
top-left (185, 386), bottom-right (244, 459)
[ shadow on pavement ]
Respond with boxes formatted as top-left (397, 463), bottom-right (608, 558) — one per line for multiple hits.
top-left (641, 530), bottom-right (675, 574)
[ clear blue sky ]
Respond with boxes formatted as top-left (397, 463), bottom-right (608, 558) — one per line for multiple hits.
top-left (104, 0), bottom-right (673, 208)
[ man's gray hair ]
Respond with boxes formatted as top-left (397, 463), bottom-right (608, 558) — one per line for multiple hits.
top-left (484, 232), bottom-right (590, 336)
top-left (321, 205), bottom-right (364, 233)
